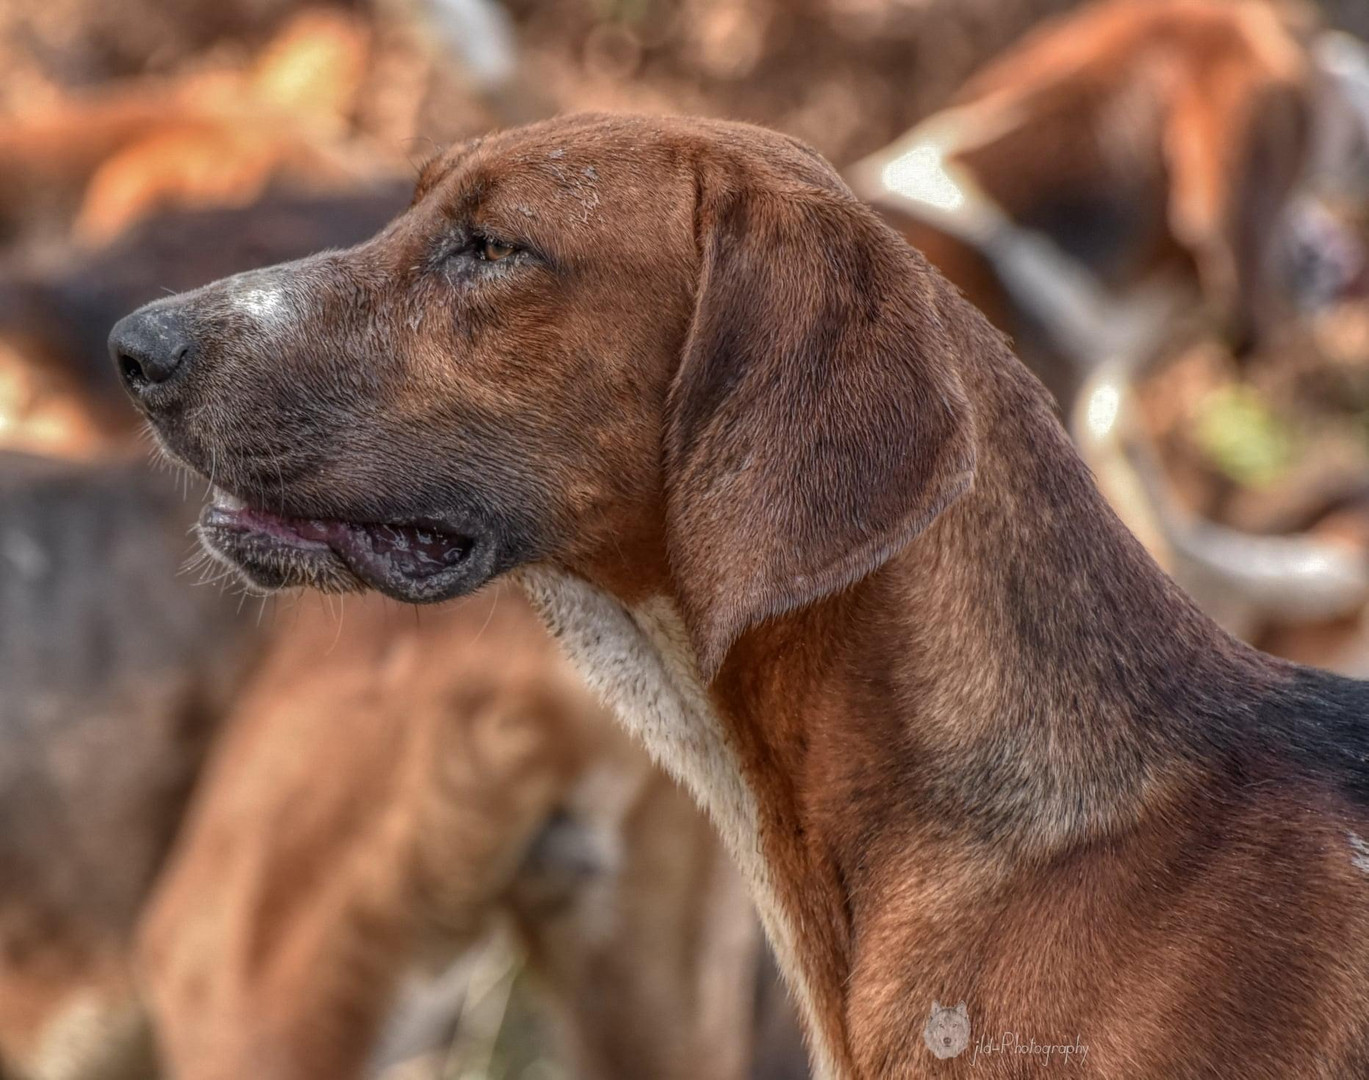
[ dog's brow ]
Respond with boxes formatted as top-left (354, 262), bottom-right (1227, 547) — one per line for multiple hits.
top-left (411, 155), bottom-right (452, 205)
top-left (411, 138), bottom-right (489, 205)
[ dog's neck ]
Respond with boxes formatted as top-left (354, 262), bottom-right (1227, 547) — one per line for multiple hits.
top-left (706, 321), bottom-right (1293, 1064)
top-left (520, 314), bottom-right (1278, 1078)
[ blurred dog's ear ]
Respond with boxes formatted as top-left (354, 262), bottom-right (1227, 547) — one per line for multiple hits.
top-left (1164, 71), bottom-right (1310, 352)
top-left (664, 163), bottom-right (977, 678)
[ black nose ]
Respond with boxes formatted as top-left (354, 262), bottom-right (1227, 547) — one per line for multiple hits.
top-left (109, 308), bottom-right (193, 397)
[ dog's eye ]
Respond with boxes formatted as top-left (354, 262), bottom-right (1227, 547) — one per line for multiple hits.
top-left (477, 236), bottom-right (516, 262)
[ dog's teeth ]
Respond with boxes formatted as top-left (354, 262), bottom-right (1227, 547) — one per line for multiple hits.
top-left (212, 488), bottom-right (245, 511)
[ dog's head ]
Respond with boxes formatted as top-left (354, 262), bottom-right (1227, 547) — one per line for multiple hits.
top-left (111, 115), bottom-right (977, 675)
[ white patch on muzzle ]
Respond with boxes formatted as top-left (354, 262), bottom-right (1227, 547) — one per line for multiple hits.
top-left (227, 279), bottom-right (294, 330)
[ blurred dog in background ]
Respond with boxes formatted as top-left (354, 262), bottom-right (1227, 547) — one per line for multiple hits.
top-left (851, 0), bottom-right (1369, 643)
top-left (851, 0), bottom-right (1366, 404)
top-left (141, 590), bottom-right (759, 1080)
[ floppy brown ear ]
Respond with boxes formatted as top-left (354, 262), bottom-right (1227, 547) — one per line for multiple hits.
top-left (664, 161), bottom-right (977, 679)
top-left (1163, 70), bottom-right (1310, 350)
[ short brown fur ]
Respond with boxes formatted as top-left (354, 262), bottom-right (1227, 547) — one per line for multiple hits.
top-left (115, 113), bottom-right (1369, 1078)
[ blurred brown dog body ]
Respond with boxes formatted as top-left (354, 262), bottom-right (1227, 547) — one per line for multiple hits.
top-left (114, 114), bottom-right (1369, 1078)
top-left (141, 590), bottom-right (758, 1080)
top-left (849, 0), bottom-right (1316, 404)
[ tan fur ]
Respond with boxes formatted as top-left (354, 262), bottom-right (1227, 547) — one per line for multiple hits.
top-left (140, 589), bottom-right (761, 1080)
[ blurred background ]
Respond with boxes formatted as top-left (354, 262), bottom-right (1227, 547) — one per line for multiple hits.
top-left (2, 0), bottom-right (1368, 1078)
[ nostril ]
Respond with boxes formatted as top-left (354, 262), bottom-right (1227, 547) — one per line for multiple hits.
top-left (117, 350), bottom-right (149, 391)
top-left (109, 309), bottom-right (193, 397)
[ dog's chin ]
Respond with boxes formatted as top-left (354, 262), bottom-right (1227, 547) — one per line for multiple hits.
top-left (197, 489), bottom-right (500, 603)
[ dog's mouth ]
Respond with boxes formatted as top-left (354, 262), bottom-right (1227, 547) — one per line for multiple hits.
top-left (198, 488), bottom-right (492, 603)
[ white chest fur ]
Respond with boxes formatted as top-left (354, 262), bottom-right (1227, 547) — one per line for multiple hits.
top-left (513, 566), bottom-right (838, 1080)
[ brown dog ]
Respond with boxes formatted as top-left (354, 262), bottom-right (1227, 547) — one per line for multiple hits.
top-left (111, 114), bottom-right (1369, 1078)
top-left (141, 589), bottom-right (760, 1080)
top-left (849, 0), bottom-right (1321, 406)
